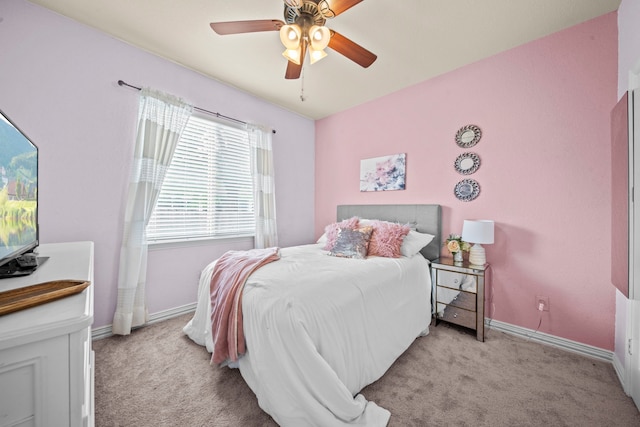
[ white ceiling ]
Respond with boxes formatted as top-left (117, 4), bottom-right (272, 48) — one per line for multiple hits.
top-left (28, 0), bottom-right (621, 120)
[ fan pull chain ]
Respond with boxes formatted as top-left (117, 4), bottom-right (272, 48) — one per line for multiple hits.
top-left (300, 67), bottom-right (306, 102)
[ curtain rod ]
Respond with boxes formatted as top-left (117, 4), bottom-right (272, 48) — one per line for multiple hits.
top-left (117, 80), bottom-right (276, 134)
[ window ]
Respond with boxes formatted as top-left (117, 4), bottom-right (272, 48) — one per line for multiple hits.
top-left (146, 115), bottom-right (255, 243)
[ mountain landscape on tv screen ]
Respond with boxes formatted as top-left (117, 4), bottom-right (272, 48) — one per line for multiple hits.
top-left (0, 116), bottom-right (37, 258)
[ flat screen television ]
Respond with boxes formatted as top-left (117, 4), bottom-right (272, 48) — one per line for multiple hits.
top-left (0, 108), bottom-right (42, 278)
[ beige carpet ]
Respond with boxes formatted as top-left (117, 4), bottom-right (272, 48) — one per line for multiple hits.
top-left (93, 313), bottom-right (640, 426)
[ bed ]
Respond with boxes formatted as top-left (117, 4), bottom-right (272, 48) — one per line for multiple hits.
top-left (183, 204), bottom-right (442, 426)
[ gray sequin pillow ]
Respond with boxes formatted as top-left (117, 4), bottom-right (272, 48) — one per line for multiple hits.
top-left (329, 226), bottom-right (373, 259)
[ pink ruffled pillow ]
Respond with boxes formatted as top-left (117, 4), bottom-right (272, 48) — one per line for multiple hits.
top-left (322, 216), bottom-right (360, 251)
top-left (368, 221), bottom-right (411, 258)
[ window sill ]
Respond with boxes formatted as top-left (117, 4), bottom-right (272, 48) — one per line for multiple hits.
top-left (147, 235), bottom-right (255, 251)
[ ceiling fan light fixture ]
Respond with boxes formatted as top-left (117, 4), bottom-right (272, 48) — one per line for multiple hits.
top-left (210, 0), bottom-right (376, 79)
top-left (280, 24), bottom-right (302, 49)
top-left (309, 25), bottom-right (330, 50)
top-left (282, 47), bottom-right (302, 65)
top-left (309, 48), bottom-right (327, 64)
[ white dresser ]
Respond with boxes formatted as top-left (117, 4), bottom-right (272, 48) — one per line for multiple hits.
top-left (0, 242), bottom-right (94, 427)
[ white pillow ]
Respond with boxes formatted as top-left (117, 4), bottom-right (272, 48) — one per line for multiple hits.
top-left (316, 233), bottom-right (328, 244)
top-left (400, 230), bottom-right (435, 257)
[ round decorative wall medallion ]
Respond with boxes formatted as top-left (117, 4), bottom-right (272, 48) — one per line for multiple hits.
top-left (454, 179), bottom-right (480, 202)
top-left (454, 152), bottom-right (480, 175)
top-left (455, 124), bottom-right (482, 148)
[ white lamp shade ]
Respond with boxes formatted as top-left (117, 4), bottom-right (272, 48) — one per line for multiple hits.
top-left (282, 47), bottom-right (302, 65)
top-left (461, 220), bottom-right (494, 244)
top-left (309, 48), bottom-right (327, 64)
top-left (280, 24), bottom-right (302, 49)
top-left (461, 220), bottom-right (494, 266)
top-left (309, 25), bottom-right (330, 50)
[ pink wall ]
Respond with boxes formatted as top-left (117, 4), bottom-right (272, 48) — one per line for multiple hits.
top-left (316, 13), bottom-right (618, 350)
top-left (1, 0), bottom-right (316, 328)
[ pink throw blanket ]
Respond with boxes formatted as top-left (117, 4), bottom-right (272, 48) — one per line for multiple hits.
top-left (210, 247), bottom-right (280, 365)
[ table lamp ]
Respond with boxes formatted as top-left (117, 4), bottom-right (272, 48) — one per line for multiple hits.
top-left (461, 220), bottom-right (494, 266)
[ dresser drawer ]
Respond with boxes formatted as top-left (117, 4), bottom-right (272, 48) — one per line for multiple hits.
top-left (436, 287), bottom-right (476, 311)
top-left (436, 304), bottom-right (476, 330)
top-left (436, 270), bottom-right (477, 293)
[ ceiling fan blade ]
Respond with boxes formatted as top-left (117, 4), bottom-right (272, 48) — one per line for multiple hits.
top-left (285, 42), bottom-right (306, 79)
top-left (210, 20), bottom-right (284, 35)
top-left (328, 30), bottom-right (377, 68)
top-left (285, 60), bottom-right (303, 80)
top-left (322, 0), bottom-right (364, 17)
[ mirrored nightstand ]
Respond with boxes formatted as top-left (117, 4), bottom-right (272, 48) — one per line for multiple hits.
top-left (431, 258), bottom-right (487, 341)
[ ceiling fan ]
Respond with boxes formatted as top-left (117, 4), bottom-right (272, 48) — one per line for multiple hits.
top-left (210, 0), bottom-right (377, 80)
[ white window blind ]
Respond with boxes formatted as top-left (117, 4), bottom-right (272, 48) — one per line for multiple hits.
top-left (146, 115), bottom-right (255, 243)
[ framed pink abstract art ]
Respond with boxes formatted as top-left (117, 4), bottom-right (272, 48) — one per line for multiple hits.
top-left (359, 153), bottom-right (406, 192)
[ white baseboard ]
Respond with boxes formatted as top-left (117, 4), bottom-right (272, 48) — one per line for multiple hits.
top-left (612, 351), bottom-right (629, 394)
top-left (485, 318), bottom-right (613, 363)
top-left (92, 302), bottom-right (197, 341)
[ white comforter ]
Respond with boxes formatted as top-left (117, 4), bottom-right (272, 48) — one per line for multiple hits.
top-left (183, 243), bottom-right (432, 426)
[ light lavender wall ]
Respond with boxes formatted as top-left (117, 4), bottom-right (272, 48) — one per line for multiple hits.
top-left (315, 13), bottom-right (618, 350)
top-left (1, 0), bottom-right (315, 328)
top-left (617, 0), bottom-right (640, 98)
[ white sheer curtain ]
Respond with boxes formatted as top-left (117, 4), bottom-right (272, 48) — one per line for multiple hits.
top-left (248, 124), bottom-right (278, 249)
top-left (112, 88), bottom-right (193, 335)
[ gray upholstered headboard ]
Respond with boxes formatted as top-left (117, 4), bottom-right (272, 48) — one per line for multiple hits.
top-left (337, 204), bottom-right (442, 261)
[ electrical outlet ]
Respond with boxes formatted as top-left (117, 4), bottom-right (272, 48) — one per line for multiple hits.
top-left (536, 295), bottom-right (550, 312)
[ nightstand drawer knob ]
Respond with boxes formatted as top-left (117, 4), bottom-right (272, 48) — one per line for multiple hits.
top-left (453, 313), bottom-right (458, 318)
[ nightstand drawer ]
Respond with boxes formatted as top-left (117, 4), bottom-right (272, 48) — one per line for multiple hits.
top-left (436, 304), bottom-right (476, 329)
top-left (436, 288), bottom-right (476, 311)
top-left (436, 270), bottom-right (477, 293)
